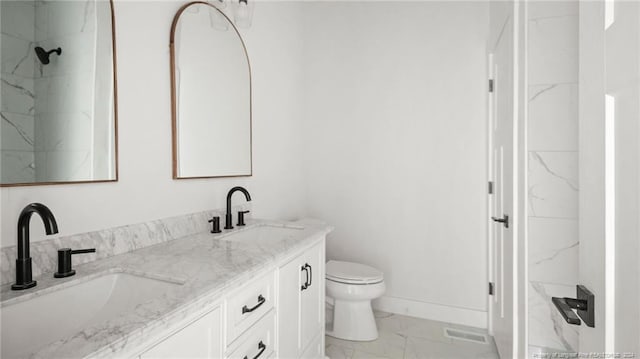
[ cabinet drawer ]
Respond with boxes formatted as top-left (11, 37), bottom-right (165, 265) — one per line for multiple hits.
top-left (226, 271), bottom-right (276, 342)
top-left (140, 307), bottom-right (222, 359)
top-left (226, 310), bottom-right (275, 359)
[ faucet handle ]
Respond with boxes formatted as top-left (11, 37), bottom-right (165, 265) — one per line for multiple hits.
top-left (208, 216), bottom-right (222, 233)
top-left (237, 210), bottom-right (250, 226)
top-left (54, 248), bottom-right (96, 278)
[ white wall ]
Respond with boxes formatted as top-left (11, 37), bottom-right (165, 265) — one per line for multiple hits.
top-left (0, 0), bottom-right (307, 247)
top-left (301, 2), bottom-right (489, 325)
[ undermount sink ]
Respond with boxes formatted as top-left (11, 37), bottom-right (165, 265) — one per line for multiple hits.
top-left (1, 272), bottom-right (182, 358)
top-left (221, 225), bottom-right (304, 244)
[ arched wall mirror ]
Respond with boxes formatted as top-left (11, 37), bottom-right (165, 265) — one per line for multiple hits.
top-left (0, 0), bottom-right (118, 187)
top-left (170, 2), bottom-right (252, 179)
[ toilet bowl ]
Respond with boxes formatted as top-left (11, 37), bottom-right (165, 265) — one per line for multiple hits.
top-left (325, 260), bottom-right (385, 341)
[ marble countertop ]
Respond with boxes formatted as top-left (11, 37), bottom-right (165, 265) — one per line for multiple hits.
top-left (0, 219), bottom-right (332, 359)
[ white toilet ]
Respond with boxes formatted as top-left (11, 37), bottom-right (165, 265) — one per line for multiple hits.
top-left (325, 260), bottom-right (385, 341)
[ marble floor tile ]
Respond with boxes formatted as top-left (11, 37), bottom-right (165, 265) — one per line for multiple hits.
top-left (326, 328), bottom-right (407, 358)
top-left (326, 344), bottom-right (355, 359)
top-left (326, 311), bottom-right (499, 359)
top-left (405, 336), bottom-right (499, 359)
top-left (351, 349), bottom-right (393, 359)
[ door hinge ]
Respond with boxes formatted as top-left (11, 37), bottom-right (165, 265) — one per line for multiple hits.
top-left (488, 181), bottom-right (494, 194)
top-left (489, 282), bottom-right (494, 295)
top-left (488, 79), bottom-right (494, 93)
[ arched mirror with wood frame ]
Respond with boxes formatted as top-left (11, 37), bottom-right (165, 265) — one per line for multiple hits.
top-left (170, 2), bottom-right (252, 179)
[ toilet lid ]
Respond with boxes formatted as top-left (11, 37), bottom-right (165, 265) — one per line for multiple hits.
top-left (326, 260), bottom-right (384, 284)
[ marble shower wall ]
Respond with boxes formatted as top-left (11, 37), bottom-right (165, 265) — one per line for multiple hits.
top-left (1, 0), bottom-right (106, 183)
top-left (527, 1), bottom-right (579, 352)
top-left (34, 0), bottom-right (98, 181)
top-left (1, 1), bottom-right (37, 183)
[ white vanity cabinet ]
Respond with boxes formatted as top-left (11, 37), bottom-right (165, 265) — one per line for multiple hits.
top-left (277, 241), bottom-right (325, 358)
top-left (135, 236), bottom-right (326, 359)
top-left (139, 306), bottom-right (223, 359)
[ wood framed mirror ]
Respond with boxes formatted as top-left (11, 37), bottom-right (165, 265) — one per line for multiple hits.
top-left (170, 2), bottom-right (252, 179)
top-left (0, 0), bottom-right (119, 187)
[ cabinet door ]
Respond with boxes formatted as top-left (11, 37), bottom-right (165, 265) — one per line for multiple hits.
top-left (140, 307), bottom-right (222, 359)
top-left (299, 242), bottom-right (324, 354)
top-left (300, 332), bottom-right (323, 359)
top-left (277, 255), bottom-right (304, 358)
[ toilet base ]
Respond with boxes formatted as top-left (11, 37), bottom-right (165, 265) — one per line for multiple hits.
top-left (326, 299), bottom-right (378, 341)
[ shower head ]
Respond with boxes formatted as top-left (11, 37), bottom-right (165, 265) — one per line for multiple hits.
top-left (34, 46), bottom-right (62, 65)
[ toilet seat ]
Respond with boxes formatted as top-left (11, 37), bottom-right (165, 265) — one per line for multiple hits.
top-left (326, 260), bottom-right (384, 285)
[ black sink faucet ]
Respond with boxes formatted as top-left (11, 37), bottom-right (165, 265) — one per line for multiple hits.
top-left (12, 203), bottom-right (59, 290)
top-left (225, 186), bottom-right (251, 230)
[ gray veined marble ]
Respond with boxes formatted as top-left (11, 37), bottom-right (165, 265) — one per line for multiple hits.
top-left (528, 282), bottom-right (578, 352)
top-left (0, 150), bottom-right (35, 183)
top-left (0, 214), bottom-right (333, 359)
top-left (526, 5), bottom-right (580, 356)
top-left (528, 83), bottom-right (578, 152)
top-left (528, 217), bottom-right (579, 286)
top-left (0, 207), bottom-right (250, 286)
top-left (1, 75), bottom-right (35, 115)
top-left (528, 151), bottom-right (578, 219)
top-left (1, 112), bottom-right (35, 149)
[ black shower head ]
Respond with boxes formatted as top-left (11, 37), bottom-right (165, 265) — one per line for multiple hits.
top-left (34, 46), bottom-right (62, 65)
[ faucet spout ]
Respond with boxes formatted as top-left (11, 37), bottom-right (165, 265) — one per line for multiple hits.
top-left (13, 203), bottom-right (59, 290)
top-left (225, 186), bottom-right (252, 230)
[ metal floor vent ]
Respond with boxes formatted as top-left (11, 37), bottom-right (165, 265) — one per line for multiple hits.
top-left (443, 328), bottom-right (488, 344)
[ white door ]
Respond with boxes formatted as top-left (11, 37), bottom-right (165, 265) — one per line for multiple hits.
top-left (490, 15), bottom-right (516, 359)
top-left (578, 0), bottom-right (640, 353)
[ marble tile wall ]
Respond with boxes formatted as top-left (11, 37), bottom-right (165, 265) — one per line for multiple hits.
top-left (1, 1), bottom-right (37, 183)
top-left (1, 0), bottom-right (102, 183)
top-left (0, 203), bottom-right (251, 287)
top-left (33, 0), bottom-right (97, 182)
top-left (527, 1), bottom-right (579, 352)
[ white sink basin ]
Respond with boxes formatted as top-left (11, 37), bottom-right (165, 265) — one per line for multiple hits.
top-left (1, 272), bottom-right (182, 358)
top-left (222, 225), bottom-right (304, 244)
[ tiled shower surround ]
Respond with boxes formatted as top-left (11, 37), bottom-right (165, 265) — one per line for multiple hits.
top-left (527, 1), bottom-right (579, 352)
top-left (1, 0), bottom-right (112, 183)
top-left (1, 1), bottom-right (37, 183)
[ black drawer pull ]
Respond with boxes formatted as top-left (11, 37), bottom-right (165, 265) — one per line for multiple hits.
top-left (243, 341), bottom-right (266, 359)
top-left (301, 265), bottom-right (309, 291)
top-left (306, 263), bottom-right (312, 287)
top-left (242, 295), bottom-right (266, 314)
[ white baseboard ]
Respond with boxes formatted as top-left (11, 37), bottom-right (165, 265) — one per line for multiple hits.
top-left (372, 296), bottom-right (487, 329)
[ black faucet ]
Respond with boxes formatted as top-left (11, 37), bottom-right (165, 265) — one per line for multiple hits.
top-left (225, 186), bottom-right (251, 230)
top-left (12, 203), bottom-right (59, 290)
